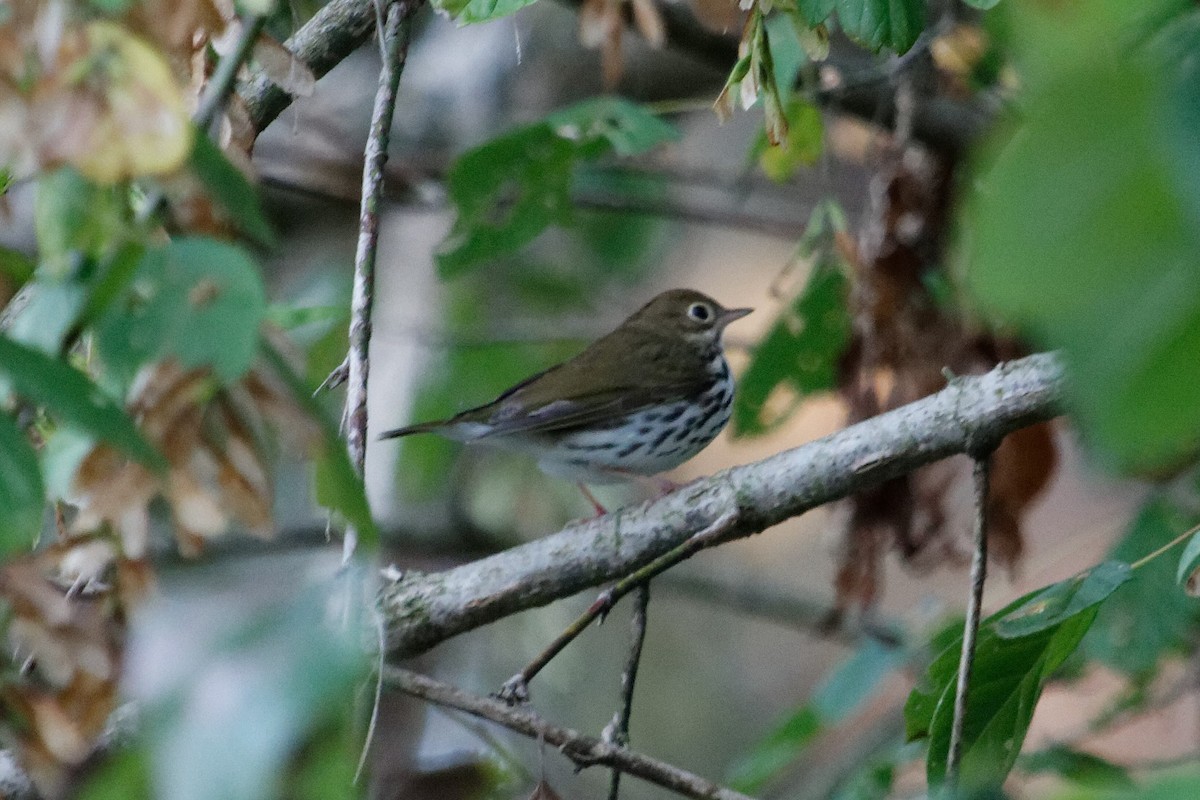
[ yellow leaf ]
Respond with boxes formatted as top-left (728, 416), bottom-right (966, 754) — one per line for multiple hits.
top-left (44, 22), bottom-right (192, 184)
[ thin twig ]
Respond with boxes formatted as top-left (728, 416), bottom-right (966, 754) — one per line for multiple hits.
top-left (341, 0), bottom-right (415, 561)
top-left (498, 510), bottom-right (737, 702)
top-left (946, 451), bottom-right (995, 787)
top-left (195, 14), bottom-right (267, 133)
top-left (353, 605), bottom-right (387, 784)
top-left (605, 583), bottom-right (651, 800)
top-left (1129, 520), bottom-right (1200, 571)
top-left (386, 667), bottom-right (759, 800)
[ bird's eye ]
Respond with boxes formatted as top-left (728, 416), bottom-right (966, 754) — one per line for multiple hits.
top-left (687, 302), bottom-right (713, 322)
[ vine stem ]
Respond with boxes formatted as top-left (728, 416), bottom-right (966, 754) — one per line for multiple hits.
top-left (946, 451), bottom-right (994, 787)
top-left (342, 0), bottom-right (418, 561)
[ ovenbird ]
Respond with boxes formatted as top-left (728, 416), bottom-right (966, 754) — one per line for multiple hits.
top-left (380, 289), bottom-right (751, 510)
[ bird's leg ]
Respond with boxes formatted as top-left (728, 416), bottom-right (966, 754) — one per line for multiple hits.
top-left (603, 467), bottom-right (681, 498)
top-left (648, 475), bottom-right (682, 496)
top-left (577, 482), bottom-right (608, 517)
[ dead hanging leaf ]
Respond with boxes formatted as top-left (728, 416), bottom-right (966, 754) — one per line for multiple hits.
top-left (33, 21), bottom-right (193, 184)
top-left (0, 545), bottom-right (128, 799)
top-left (630, 0), bottom-right (666, 47)
top-left (688, 0), bottom-right (743, 34)
top-left (250, 33), bottom-right (315, 98)
top-left (578, 0), bottom-right (624, 88)
top-left (713, 10), bottom-right (788, 144)
top-left (125, 0), bottom-right (227, 57)
top-left (930, 23), bottom-right (988, 95)
top-left (69, 347), bottom-right (320, 559)
top-left (831, 150), bottom-right (1058, 615)
top-left (528, 779), bottom-right (565, 800)
top-left (577, 0), bottom-right (666, 88)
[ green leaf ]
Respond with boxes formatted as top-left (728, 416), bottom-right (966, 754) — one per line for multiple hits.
top-left (95, 237), bottom-right (267, 383)
top-left (0, 245), bottom-right (35, 285)
top-left (78, 748), bottom-right (152, 800)
top-left (548, 97), bottom-right (679, 157)
top-left (1176, 529), bottom-right (1200, 591)
top-left (995, 561), bottom-right (1132, 638)
top-left (83, 240), bottom-right (145, 314)
top-left (435, 123), bottom-right (575, 277)
top-left (798, 0), bottom-right (836, 25)
top-left (964, 3), bottom-right (1200, 471)
top-left (260, 340), bottom-right (378, 549)
top-left (732, 258), bottom-right (850, 436)
top-left (922, 611), bottom-right (1097, 790)
top-left (835, 0), bottom-right (926, 53)
top-left (730, 707), bottom-right (821, 792)
top-left (0, 414), bottom-right (44, 556)
top-left (730, 640), bottom-right (905, 792)
top-left (961, 0), bottom-right (1002, 8)
top-left (765, 12), bottom-right (806, 102)
top-left (753, 99), bottom-right (824, 182)
top-left (1050, 768), bottom-right (1200, 800)
top-left (0, 335), bottom-right (164, 469)
top-left (189, 134), bottom-right (277, 247)
top-left (1083, 497), bottom-right (1200, 675)
top-left (313, 441), bottom-right (377, 545)
top-left (4, 279), bottom-right (88, 353)
top-left (1022, 744), bottom-right (1133, 789)
top-left (127, 557), bottom-right (367, 800)
top-left (35, 167), bottom-right (127, 279)
top-left (908, 575), bottom-right (1120, 791)
top-left (431, 0), bottom-right (538, 24)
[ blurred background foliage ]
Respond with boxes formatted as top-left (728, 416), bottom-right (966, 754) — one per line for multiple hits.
top-left (3, 0), bottom-right (1200, 799)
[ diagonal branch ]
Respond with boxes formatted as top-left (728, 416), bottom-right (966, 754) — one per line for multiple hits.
top-left (381, 352), bottom-right (1066, 657)
top-left (387, 667), bottom-right (758, 800)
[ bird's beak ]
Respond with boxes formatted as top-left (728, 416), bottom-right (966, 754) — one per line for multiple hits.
top-left (717, 306), bottom-right (753, 328)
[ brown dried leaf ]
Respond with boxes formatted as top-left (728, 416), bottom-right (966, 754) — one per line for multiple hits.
top-left (833, 153), bottom-right (1058, 612)
top-left (251, 33), bottom-right (315, 98)
top-left (578, 0), bottom-right (612, 49)
top-left (930, 24), bottom-right (988, 88)
top-left (68, 350), bottom-right (318, 558)
top-left (630, 0), bottom-right (666, 47)
top-left (688, 0), bottom-right (743, 33)
top-left (529, 779), bottom-right (565, 800)
top-left (32, 22), bottom-right (193, 184)
top-left (0, 549), bottom-right (127, 798)
top-left (126, 0), bottom-right (227, 55)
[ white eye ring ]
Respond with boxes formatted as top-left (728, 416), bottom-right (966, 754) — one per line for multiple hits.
top-left (687, 302), bottom-right (713, 322)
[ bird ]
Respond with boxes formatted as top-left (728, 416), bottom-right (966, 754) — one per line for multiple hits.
top-left (380, 289), bottom-right (752, 514)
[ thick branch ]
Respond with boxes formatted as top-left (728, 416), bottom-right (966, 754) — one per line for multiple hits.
top-left (382, 352), bottom-right (1066, 656)
top-left (244, 0), bottom-right (381, 133)
top-left (386, 667), bottom-right (757, 800)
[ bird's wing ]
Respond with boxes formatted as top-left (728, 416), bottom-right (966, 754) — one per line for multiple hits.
top-left (445, 328), bottom-right (712, 438)
top-left (469, 382), bottom-right (700, 439)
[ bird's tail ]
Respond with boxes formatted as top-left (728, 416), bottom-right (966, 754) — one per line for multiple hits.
top-left (378, 420), bottom-right (447, 440)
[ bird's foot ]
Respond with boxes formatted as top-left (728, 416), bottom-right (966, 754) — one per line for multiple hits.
top-left (495, 674), bottom-right (529, 705)
top-left (649, 475), bottom-right (682, 497)
top-left (577, 482), bottom-right (608, 517)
